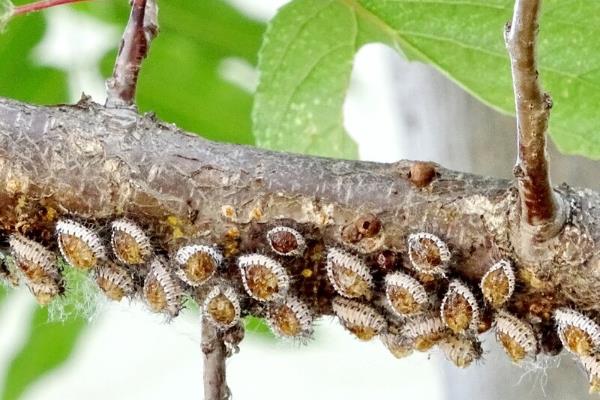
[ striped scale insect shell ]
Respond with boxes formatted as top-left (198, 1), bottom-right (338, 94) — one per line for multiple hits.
top-left (56, 219), bottom-right (106, 270)
top-left (380, 333), bottom-right (414, 359)
top-left (238, 254), bottom-right (289, 302)
top-left (9, 234), bottom-right (63, 304)
top-left (266, 226), bottom-right (306, 257)
top-left (480, 259), bottom-right (515, 308)
top-left (407, 232), bottom-right (450, 276)
top-left (494, 310), bottom-right (538, 363)
top-left (554, 307), bottom-right (600, 356)
top-left (402, 313), bottom-right (448, 352)
top-left (326, 247), bottom-right (373, 300)
top-left (175, 244), bottom-right (222, 287)
top-left (143, 257), bottom-right (183, 317)
top-left (385, 271), bottom-right (428, 317)
top-left (580, 352), bottom-right (600, 394)
top-left (332, 296), bottom-right (386, 341)
top-left (111, 219), bottom-right (152, 266)
top-left (203, 284), bottom-right (241, 330)
top-left (266, 296), bottom-right (313, 340)
top-left (440, 280), bottom-right (480, 334)
top-left (94, 261), bottom-right (135, 301)
top-left (439, 334), bottom-right (483, 368)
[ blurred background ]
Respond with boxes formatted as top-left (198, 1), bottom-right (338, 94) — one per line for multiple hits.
top-left (0, 0), bottom-right (598, 399)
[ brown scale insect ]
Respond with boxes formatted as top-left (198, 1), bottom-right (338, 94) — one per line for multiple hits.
top-left (238, 254), bottom-right (289, 302)
top-left (326, 248), bottom-right (373, 300)
top-left (480, 259), bottom-right (515, 308)
top-left (9, 234), bottom-right (63, 305)
top-left (385, 271), bottom-right (428, 317)
top-left (143, 258), bottom-right (183, 317)
top-left (94, 261), bottom-right (135, 301)
top-left (580, 352), bottom-right (600, 394)
top-left (402, 313), bottom-right (447, 352)
top-left (554, 308), bottom-right (600, 356)
top-left (266, 226), bottom-right (306, 256)
top-left (407, 232), bottom-right (450, 276)
top-left (494, 310), bottom-right (538, 363)
top-left (380, 333), bottom-right (413, 359)
top-left (174, 245), bottom-right (222, 287)
top-left (266, 296), bottom-right (313, 340)
top-left (441, 280), bottom-right (480, 334)
top-left (111, 219), bottom-right (152, 266)
top-left (203, 284), bottom-right (241, 330)
top-left (439, 334), bottom-right (483, 368)
top-left (56, 219), bottom-right (106, 270)
top-left (332, 296), bottom-right (387, 341)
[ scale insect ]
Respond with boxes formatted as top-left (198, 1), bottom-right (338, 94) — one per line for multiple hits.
top-left (56, 219), bottom-right (106, 270)
top-left (175, 244), bottom-right (222, 287)
top-left (326, 247), bottom-right (373, 299)
top-left (407, 232), bottom-right (451, 276)
top-left (111, 219), bottom-right (152, 266)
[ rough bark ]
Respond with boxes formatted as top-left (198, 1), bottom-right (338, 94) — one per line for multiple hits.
top-left (0, 96), bottom-right (599, 324)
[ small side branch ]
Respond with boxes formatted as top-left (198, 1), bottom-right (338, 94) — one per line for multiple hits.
top-left (202, 321), bottom-right (231, 400)
top-left (12, 0), bottom-right (89, 16)
top-left (105, 0), bottom-right (158, 108)
top-left (505, 0), bottom-right (564, 236)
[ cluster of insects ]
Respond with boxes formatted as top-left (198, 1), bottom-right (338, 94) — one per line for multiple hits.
top-left (1, 218), bottom-right (600, 393)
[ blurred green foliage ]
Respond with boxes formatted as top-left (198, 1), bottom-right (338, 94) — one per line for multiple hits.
top-left (1, 308), bottom-right (85, 400)
top-left (79, 0), bottom-right (264, 145)
top-left (0, 2), bottom-right (67, 104)
top-left (254, 0), bottom-right (600, 159)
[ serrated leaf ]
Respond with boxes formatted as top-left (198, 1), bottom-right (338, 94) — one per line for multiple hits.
top-left (0, 307), bottom-right (85, 400)
top-left (84, 0), bottom-right (265, 145)
top-left (254, 0), bottom-right (600, 159)
top-left (0, 9), bottom-right (68, 104)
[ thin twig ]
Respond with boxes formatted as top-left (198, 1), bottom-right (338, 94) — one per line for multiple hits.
top-left (202, 321), bottom-right (231, 400)
top-left (12, 0), bottom-right (89, 16)
top-left (505, 0), bottom-right (564, 237)
top-left (105, 0), bottom-right (158, 108)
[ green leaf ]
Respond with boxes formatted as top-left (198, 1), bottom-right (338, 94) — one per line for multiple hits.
top-left (255, 0), bottom-right (600, 159)
top-left (253, 0), bottom-right (359, 158)
top-left (0, 307), bottom-right (85, 400)
top-left (244, 316), bottom-right (275, 340)
top-left (0, 9), bottom-right (68, 104)
top-left (85, 0), bottom-right (265, 145)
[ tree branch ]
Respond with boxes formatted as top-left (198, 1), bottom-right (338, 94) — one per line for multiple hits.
top-left (505, 0), bottom-right (565, 238)
top-left (202, 321), bottom-right (230, 400)
top-left (0, 96), bottom-right (599, 320)
top-left (105, 0), bottom-right (158, 108)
